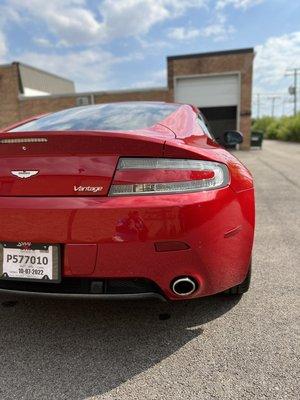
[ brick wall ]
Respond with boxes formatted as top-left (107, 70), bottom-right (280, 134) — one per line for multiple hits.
top-left (19, 96), bottom-right (77, 121)
top-left (0, 64), bottom-right (21, 129)
top-left (93, 89), bottom-right (170, 104)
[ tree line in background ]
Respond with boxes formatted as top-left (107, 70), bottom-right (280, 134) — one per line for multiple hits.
top-left (252, 113), bottom-right (300, 142)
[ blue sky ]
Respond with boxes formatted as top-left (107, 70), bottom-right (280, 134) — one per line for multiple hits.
top-left (0, 0), bottom-right (299, 116)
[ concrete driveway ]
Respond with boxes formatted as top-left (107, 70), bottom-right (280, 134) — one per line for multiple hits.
top-left (0, 140), bottom-right (299, 400)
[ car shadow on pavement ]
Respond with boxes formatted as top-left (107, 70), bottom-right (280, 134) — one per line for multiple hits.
top-left (0, 294), bottom-right (241, 400)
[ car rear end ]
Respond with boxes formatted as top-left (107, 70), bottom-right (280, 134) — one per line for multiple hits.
top-left (0, 105), bottom-right (254, 301)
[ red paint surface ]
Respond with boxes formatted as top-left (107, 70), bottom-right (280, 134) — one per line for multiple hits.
top-left (0, 103), bottom-right (255, 300)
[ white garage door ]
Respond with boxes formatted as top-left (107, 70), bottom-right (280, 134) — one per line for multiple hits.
top-left (175, 74), bottom-right (240, 107)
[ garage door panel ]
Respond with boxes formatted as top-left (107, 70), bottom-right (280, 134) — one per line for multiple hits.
top-left (175, 74), bottom-right (239, 107)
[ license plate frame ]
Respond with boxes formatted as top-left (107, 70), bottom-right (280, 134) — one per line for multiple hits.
top-left (0, 242), bottom-right (61, 283)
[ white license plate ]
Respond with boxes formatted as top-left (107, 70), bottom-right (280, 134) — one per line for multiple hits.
top-left (0, 243), bottom-right (60, 282)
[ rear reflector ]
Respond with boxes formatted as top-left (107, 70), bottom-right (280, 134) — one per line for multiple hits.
top-left (155, 241), bottom-right (190, 252)
top-left (109, 158), bottom-right (229, 196)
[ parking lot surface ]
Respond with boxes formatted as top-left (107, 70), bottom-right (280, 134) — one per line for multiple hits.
top-left (0, 140), bottom-right (299, 400)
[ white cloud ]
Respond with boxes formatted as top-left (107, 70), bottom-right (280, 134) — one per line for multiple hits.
top-left (33, 38), bottom-right (52, 47)
top-left (0, 31), bottom-right (7, 61)
top-left (254, 31), bottom-right (300, 92)
top-left (0, 3), bottom-right (24, 61)
top-left (8, 0), bottom-right (104, 45)
top-left (253, 31), bottom-right (300, 116)
top-left (0, 3), bottom-right (21, 23)
top-left (130, 69), bottom-right (167, 88)
top-left (137, 37), bottom-right (169, 50)
top-left (168, 27), bottom-right (200, 40)
top-left (0, 3), bottom-right (15, 61)
top-left (216, 0), bottom-right (264, 10)
top-left (200, 14), bottom-right (235, 41)
top-left (5, 0), bottom-right (208, 46)
top-left (18, 48), bottom-right (130, 91)
top-left (167, 14), bottom-right (234, 42)
top-left (99, 0), bottom-right (169, 39)
top-left (97, 0), bottom-right (208, 41)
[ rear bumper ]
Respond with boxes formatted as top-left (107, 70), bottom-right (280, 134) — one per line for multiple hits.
top-left (0, 277), bottom-right (166, 300)
top-left (0, 187), bottom-right (255, 300)
top-left (0, 288), bottom-right (165, 301)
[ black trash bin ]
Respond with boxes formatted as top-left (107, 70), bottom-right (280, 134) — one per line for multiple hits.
top-left (251, 131), bottom-right (264, 149)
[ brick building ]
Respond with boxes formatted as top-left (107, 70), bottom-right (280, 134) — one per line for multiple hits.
top-left (0, 48), bottom-right (254, 149)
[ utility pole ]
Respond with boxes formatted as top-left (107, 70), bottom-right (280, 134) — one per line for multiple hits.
top-left (285, 68), bottom-right (300, 116)
top-left (282, 98), bottom-right (287, 116)
top-left (256, 93), bottom-right (260, 118)
top-left (268, 95), bottom-right (281, 117)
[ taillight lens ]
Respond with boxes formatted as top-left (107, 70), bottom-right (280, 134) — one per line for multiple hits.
top-left (109, 158), bottom-right (229, 196)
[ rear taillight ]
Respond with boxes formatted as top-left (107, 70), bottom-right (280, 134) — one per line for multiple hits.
top-left (109, 158), bottom-right (229, 196)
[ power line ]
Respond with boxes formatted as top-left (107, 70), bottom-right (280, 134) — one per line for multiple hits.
top-left (253, 92), bottom-right (291, 97)
top-left (252, 93), bottom-right (295, 117)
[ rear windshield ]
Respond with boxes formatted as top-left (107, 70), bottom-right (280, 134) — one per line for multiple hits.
top-left (10, 103), bottom-right (179, 132)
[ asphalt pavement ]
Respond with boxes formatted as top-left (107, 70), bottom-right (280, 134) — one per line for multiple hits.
top-left (0, 140), bottom-right (299, 400)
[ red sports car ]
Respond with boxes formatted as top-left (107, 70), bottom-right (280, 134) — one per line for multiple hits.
top-left (0, 102), bottom-right (254, 300)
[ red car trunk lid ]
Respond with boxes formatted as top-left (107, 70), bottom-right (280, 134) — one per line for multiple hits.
top-left (0, 131), bottom-right (165, 196)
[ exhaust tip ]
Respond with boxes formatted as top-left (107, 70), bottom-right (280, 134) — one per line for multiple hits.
top-left (171, 277), bottom-right (197, 296)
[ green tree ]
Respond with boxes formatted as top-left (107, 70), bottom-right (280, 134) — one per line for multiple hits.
top-left (252, 114), bottom-right (300, 142)
top-left (252, 116), bottom-right (275, 136)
